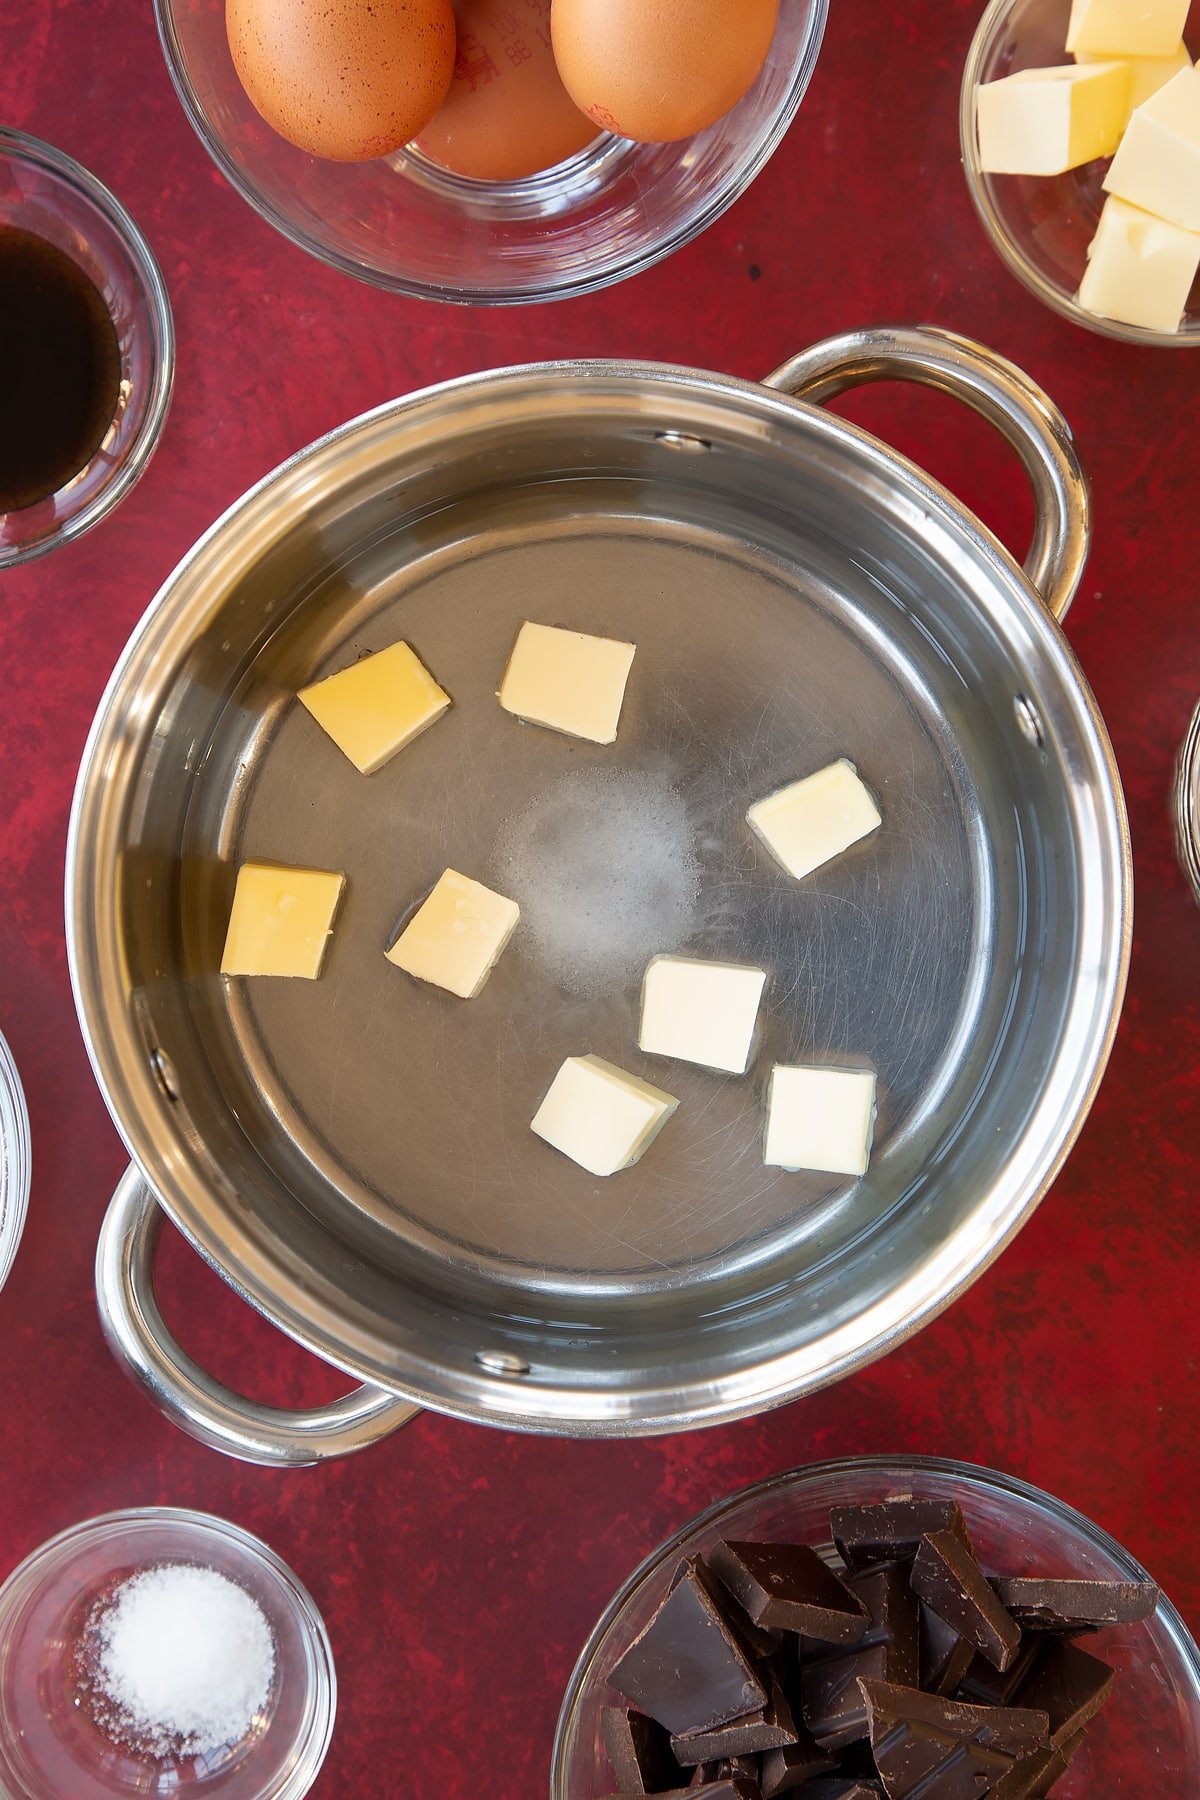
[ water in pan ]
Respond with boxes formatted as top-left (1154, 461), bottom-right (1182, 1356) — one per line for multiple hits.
top-left (495, 767), bottom-right (701, 1001)
top-left (187, 507), bottom-right (988, 1293)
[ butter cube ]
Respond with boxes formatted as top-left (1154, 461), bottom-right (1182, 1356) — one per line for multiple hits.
top-left (639, 955), bottom-right (767, 1076)
top-left (747, 759), bottom-right (882, 883)
top-left (531, 1054), bottom-right (678, 1177)
top-left (764, 1065), bottom-right (877, 1177)
top-left (1104, 66), bottom-right (1200, 232)
top-left (221, 862), bottom-right (345, 978)
top-left (1079, 194), bottom-right (1200, 330)
top-left (1066, 0), bottom-right (1189, 57)
top-left (387, 869), bottom-right (519, 999)
top-left (976, 63), bottom-right (1132, 175)
top-left (499, 621), bottom-right (636, 745)
top-left (1077, 40), bottom-right (1192, 116)
top-left (298, 641), bottom-right (450, 774)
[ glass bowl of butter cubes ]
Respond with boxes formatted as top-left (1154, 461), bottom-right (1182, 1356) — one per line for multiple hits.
top-left (962, 0), bottom-right (1200, 343)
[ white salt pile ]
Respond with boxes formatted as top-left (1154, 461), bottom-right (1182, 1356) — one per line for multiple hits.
top-left (89, 1562), bottom-right (276, 1756)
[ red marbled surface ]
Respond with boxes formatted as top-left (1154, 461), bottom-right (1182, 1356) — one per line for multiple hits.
top-left (1, 1), bottom-right (1198, 1795)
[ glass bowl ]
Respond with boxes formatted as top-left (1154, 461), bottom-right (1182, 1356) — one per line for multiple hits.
top-left (154, 0), bottom-right (827, 304)
top-left (960, 0), bottom-right (1200, 345)
top-left (1173, 695), bottom-right (1200, 905)
top-left (0, 131), bottom-right (175, 567)
top-left (0, 1030), bottom-right (30, 1295)
top-left (552, 1455), bottom-right (1200, 1797)
top-left (0, 1509), bottom-right (335, 1798)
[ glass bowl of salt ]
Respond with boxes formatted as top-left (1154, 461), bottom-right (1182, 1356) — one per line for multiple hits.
top-left (0, 1508), bottom-right (334, 1797)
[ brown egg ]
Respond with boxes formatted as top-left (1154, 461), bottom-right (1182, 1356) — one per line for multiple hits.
top-left (550, 0), bottom-right (779, 143)
top-left (227, 0), bottom-right (457, 162)
top-left (416, 0), bottom-right (597, 181)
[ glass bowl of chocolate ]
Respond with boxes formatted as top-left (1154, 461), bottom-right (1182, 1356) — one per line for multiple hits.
top-left (552, 1456), bottom-right (1200, 1797)
top-left (0, 130), bottom-right (174, 568)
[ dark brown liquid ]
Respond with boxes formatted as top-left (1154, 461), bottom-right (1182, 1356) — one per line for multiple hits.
top-left (0, 225), bottom-right (122, 512)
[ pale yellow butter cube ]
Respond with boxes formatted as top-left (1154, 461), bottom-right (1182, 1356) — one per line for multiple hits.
top-left (1066, 0), bottom-right (1189, 57)
top-left (1104, 66), bottom-right (1200, 232)
top-left (1077, 40), bottom-right (1192, 117)
top-left (298, 641), bottom-right (450, 774)
top-left (387, 869), bottom-right (519, 999)
top-left (764, 1065), bottom-right (877, 1177)
top-left (639, 955), bottom-right (767, 1076)
top-left (498, 621), bottom-right (636, 745)
top-left (976, 63), bottom-right (1132, 175)
top-left (747, 759), bottom-right (882, 883)
top-left (1079, 193), bottom-right (1200, 330)
top-left (530, 1054), bottom-right (677, 1178)
top-left (221, 862), bottom-right (345, 978)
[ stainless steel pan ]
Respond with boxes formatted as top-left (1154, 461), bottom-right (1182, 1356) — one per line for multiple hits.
top-left (68, 327), bottom-right (1131, 1465)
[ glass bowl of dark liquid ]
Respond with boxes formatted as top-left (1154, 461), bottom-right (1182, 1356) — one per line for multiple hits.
top-left (0, 131), bottom-right (174, 568)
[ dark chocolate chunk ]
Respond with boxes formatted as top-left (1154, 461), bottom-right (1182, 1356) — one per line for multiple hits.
top-left (854, 1564), bottom-right (922, 1680)
top-left (1011, 1636), bottom-right (1114, 1747)
top-left (862, 1679), bottom-right (1049, 1755)
top-left (717, 1758), bottom-right (762, 1782)
top-left (991, 1575), bottom-right (1159, 1632)
top-left (763, 1633), bottom-right (807, 1715)
top-left (610, 1564), bottom-right (769, 1736)
top-left (1047, 1725), bottom-right (1086, 1778)
top-left (602, 1706), bottom-right (686, 1794)
top-left (859, 1679), bottom-right (1049, 1798)
top-left (677, 1782), bottom-right (761, 1799)
top-left (989, 1724), bottom-right (1087, 1799)
top-left (672, 1676), bottom-right (798, 1764)
top-left (787, 1783), bottom-right (884, 1798)
top-left (1021, 1724), bottom-right (1085, 1798)
top-left (801, 1643), bottom-right (891, 1754)
top-left (758, 1738), bottom-right (835, 1797)
top-left (955, 1636), bottom-right (1041, 1708)
top-left (912, 1531), bottom-right (1021, 1672)
top-left (830, 1501), bottom-right (970, 1574)
top-left (685, 1558), bottom-right (786, 1660)
top-left (800, 1565), bottom-right (919, 1751)
top-left (709, 1542), bottom-right (869, 1644)
top-left (600, 1792), bottom-right (691, 1799)
top-left (827, 1737), bottom-right (883, 1779)
top-left (987, 1758), bottom-right (1047, 1799)
top-left (918, 1604), bottom-right (974, 1697)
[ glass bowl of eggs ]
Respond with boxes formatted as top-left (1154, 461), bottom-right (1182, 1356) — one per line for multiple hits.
top-left (961, 0), bottom-right (1200, 344)
top-left (154, 0), bottom-right (828, 304)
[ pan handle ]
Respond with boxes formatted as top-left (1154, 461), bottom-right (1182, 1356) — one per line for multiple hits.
top-left (96, 1167), bottom-right (419, 1467)
top-left (763, 325), bottom-right (1089, 623)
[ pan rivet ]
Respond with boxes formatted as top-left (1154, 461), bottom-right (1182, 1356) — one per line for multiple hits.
top-left (475, 1349), bottom-right (531, 1378)
top-left (1014, 695), bottom-right (1046, 751)
top-left (655, 431), bottom-right (712, 454)
top-left (150, 1048), bottom-right (180, 1103)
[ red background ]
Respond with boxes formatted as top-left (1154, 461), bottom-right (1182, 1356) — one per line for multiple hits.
top-left (2, 2), bottom-right (1199, 1794)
